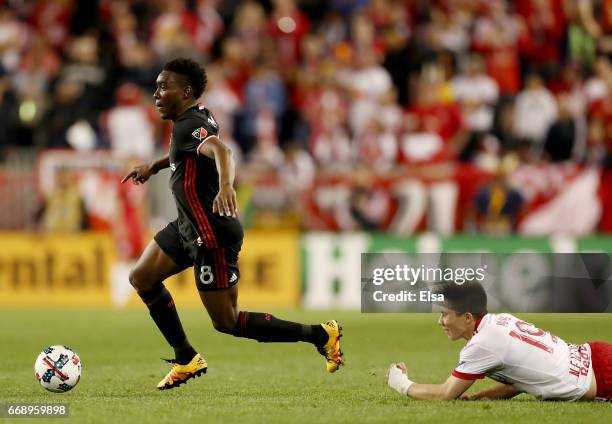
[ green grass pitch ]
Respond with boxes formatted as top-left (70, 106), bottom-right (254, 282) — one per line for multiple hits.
top-left (1, 309), bottom-right (610, 424)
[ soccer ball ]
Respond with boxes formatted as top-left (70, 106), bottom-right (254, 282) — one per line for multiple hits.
top-left (34, 345), bottom-right (82, 393)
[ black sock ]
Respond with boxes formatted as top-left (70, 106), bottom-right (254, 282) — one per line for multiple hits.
top-left (232, 311), bottom-right (328, 345)
top-left (140, 284), bottom-right (197, 365)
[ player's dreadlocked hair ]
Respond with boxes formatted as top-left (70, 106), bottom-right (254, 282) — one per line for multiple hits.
top-left (435, 282), bottom-right (488, 318)
top-left (163, 58), bottom-right (207, 99)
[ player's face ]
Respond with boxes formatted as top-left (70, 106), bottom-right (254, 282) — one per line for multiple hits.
top-left (153, 71), bottom-right (188, 120)
top-left (438, 308), bottom-right (472, 341)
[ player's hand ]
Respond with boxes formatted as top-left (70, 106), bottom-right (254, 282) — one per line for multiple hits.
top-left (122, 164), bottom-right (155, 185)
top-left (385, 362), bottom-right (413, 396)
top-left (213, 184), bottom-right (238, 217)
top-left (385, 362), bottom-right (408, 384)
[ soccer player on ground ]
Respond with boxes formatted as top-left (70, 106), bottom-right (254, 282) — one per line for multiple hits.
top-left (385, 282), bottom-right (612, 401)
top-left (122, 58), bottom-right (343, 390)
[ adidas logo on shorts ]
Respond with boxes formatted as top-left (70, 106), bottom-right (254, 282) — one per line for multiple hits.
top-left (229, 273), bottom-right (238, 283)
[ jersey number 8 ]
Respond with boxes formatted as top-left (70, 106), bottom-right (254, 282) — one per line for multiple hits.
top-left (200, 265), bottom-right (214, 285)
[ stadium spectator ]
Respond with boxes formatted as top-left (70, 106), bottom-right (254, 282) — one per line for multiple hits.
top-left (422, 5), bottom-right (471, 59)
top-left (217, 35), bottom-right (253, 101)
top-left (380, 1), bottom-right (412, 106)
top-left (267, 0), bottom-right (310, 68)
top-left (564, 0), bottom-right (599, 67)
top-left (150, 0), bottom-right (204, 61)
top-left (317, 9), bottom-right (349, 48)
top-left (344, 45), bottom-right (393, 137)
top-left (193, 0), bottom-right (224, 57)
top-left (452, 54), bottom-right (499, 134)
top-left (279, 142), bottom-right (315, 201)
top-left (43, 77), bottom-right (89, 149)
top-left (543, 93), bottom-right (587, 162)
top-left (39, 167), bottom-right (88, 232)
top-left (27, 0), bottom-right (72, 49)
top-left (348, 169), bottom-right (388, 231)
top-left (13, 35), bottom-right (62, 147)
top-left (548, 62), bottom-right (589, 118)
top-left (483, 99), bottom-right (521, 155)
top-left (102, 82), bottom-right (160, 160)
top-left (202, 65), bottom-right (241, 137)
top-left (516, 0), bottom-right (566, 79)
top-left (472, 0), bottom-right (527, 95)
top-left (230, 1), bottom-right (267, 65)
top-left (0, 8), bottom-right (30, 73)
top-left (109, 2), bottom-right (160, 88)
top-left (0, 0), bottom-right (611, 234)
top-left (59, 34), bottom-right (112, 121)
top-left (401, 72), bottom-right (466, 164)
top-left (513, 72), bottom-right (558, 150)
top-left (0, 67), bottom-right (19, 153)
top-left (474, 159), bottom-right (524, 234)
top-left (236, 50), bottom-right (287, 154)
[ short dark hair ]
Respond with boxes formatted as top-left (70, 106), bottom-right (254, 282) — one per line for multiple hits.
top-left (163, 58), bottom-right (207, 99)
top-left (435, 282), bottom-right (488, 316)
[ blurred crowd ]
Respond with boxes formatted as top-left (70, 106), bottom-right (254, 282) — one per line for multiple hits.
top-left (1, 0), bottom-right (612, 234)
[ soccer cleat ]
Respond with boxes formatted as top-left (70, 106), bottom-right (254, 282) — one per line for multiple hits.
top-left (317, 320), bottom-right (343, 373)
top-left (157, 353), bottom-right (207, 390)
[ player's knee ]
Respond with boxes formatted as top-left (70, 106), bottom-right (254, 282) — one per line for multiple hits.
top-left (129, 267), bottom-right (151, 292)
top-left (211, 316), bottom-right (237, 334)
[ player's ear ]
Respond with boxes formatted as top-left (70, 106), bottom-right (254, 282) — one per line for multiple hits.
top-left (184, 85), bottom-right (193, 98)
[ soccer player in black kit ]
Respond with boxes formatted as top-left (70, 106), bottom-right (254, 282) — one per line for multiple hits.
top-left (122, 58), bottom-right (343, 390)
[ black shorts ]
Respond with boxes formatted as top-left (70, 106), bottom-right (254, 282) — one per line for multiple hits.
top-left (154, 220), bottom-right (242, 291)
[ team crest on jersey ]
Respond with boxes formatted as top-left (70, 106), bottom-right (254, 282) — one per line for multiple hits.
top-left (192, 127), bottom-right (208, 141)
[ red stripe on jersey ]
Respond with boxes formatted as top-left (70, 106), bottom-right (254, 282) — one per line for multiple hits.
top-left (184, 158), bottom-right (212, 248)
top-left (186, 158), bottom-right (218, 248)
top-left (184, 158), bottom-right (210, 248)
top-left (452, 370), bottom-right (486, 380)
top-left (190, 158), bottom-right (218, 248)
top-left (188, 158), bottom-right (216, 248)
top-left (217, 250), bottom-right (226, 288)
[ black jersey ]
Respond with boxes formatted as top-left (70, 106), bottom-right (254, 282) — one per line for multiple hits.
top-left (168, 106), bottom-right (243, 252)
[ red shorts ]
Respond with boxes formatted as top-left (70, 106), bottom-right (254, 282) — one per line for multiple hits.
top-left (589, 341), bottom-right (612, 400)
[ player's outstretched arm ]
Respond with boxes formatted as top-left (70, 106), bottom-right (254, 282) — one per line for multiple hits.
top-left (461, 382), bottom-right (522, 400)
top-left (386, 362), bottom-right (474, 401)
top-left (197, 137), bottom-right (238, 217)
top-left (121, 155), bottom-right (170, 185)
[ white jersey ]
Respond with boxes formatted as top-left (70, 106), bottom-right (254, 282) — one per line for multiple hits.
top-left (453, 313), bottom-right (593, 401)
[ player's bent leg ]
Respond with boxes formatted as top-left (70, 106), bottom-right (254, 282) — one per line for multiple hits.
top-left (129, 239), bottom-right (186, 294)
top-left (198, 286), bottom-right (344, 372)
top-left (198, 285), bottom-right (239, 334)
top-left (130, 239), bottom-right (205, 390)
